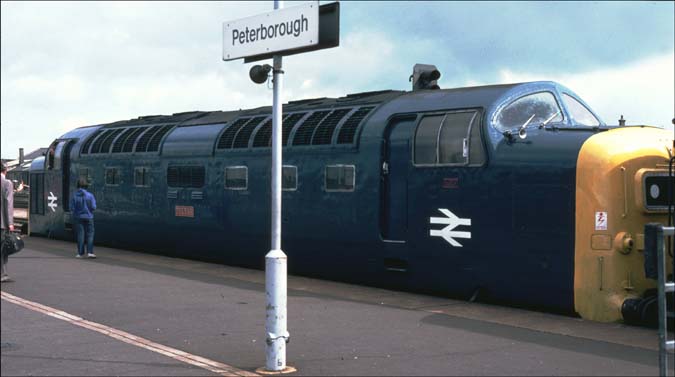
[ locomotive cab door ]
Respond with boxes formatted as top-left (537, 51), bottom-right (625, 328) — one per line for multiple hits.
top-left (380, 115), bottom-right (416, 271)
top-left (41, 139), bottom-right (76, 237)
top-left (407, 109), bottom-right (487, 294)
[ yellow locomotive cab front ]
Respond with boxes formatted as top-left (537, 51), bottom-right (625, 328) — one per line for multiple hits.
top-left (574, 126), bottom-right (674, 323)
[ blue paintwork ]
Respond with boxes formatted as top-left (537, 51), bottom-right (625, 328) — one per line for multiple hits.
top-left (29, 81), bottom-right (612, 314)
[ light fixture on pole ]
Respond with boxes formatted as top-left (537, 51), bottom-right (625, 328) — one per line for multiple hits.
top-left (250, 64), bottom-right (273, 84)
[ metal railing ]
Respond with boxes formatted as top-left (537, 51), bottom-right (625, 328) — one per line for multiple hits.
top-left (645, 223), bottom-right (674, 377)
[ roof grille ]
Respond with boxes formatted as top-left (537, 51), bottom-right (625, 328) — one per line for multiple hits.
top-left (292, 110), bottom-right (330, 146)
top-left (311, 108), bottom-right (351, 145)
top-left (147, 124), bottom-right (174, 152)
top-left (252, 113), bottom-right (309, 148)
top-left (99, 128), bottom-right (126, 154)
top-left (90, 129), bottom-right (115, 154)
top-left (135, 126), bottom-right (162, 152)
top-left (112, 128), bottom-right (137, 153)
top-left (282, 112), bottom-right (307, 146)
top-left (252, 118), bottom-right (274, 148)
top-left (217, 118), bottom-right (249, 149)
top-left (337, 106), bottom-right (375, 144)
top-left (80, 129), bottom-right (104, 155)
top-left (232, 116), bottom-right (267, 149)
top-left (122, 127), bottom-right (147, 153)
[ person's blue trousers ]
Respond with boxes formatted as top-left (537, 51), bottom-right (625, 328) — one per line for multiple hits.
top-left (75, 218), bottom-right (95, 255)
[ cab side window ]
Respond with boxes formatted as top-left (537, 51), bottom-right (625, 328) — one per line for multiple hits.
top-left (562, 93), bottom-right (600, 127)
top-left (414, 115), bottom-right (444, 164)
top-left (47, 141), bottom-right (66, 170)
top-left (468, 112), bottom-right (486, 166)
top-left (414, 110), bottom-right (484, 166)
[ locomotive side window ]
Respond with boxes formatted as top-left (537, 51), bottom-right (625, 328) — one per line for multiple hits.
top-left (414, 115), bottom-right (445, 164)
top-left (134, 167), bottom-right (150, 187)
top-left (494, 92), bottom-right (563, 132)
top-left (325, 165), bottom-right (355, 192)
top-left (167, 165), bottom-right (205, 188)
top-left (282, 165), bottom-right (297, 191)
top-left (78, 168), bottom-right (92, 185)
top-left (562, 93), bottom-right (600, 127)
top-left (414, 111), bottom-right (483, 166)
top-left (105, 168), bottom-right (120, 186)
top-left (468, 112), bottom-right (486, 166)
top-left (225, 166), bottom-right (248, 190)
top-left (438, 112), bottom-right (478, 164)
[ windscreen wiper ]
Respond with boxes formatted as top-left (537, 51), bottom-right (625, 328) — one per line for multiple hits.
top-left (539, 110), bottom-right (561, 129)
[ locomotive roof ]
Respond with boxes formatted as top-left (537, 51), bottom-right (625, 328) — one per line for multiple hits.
top-left (92, 89), bottom-right (405, 129)
top-left (66, 81), bottom-right (572, 156)
top-left (102, 111), bottom-right (211, 128)
top-left (90, 83), bottom-right (529, 130)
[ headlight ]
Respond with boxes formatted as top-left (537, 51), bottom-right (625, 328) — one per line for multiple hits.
top-left (638, 170), bottom-right (674, 212)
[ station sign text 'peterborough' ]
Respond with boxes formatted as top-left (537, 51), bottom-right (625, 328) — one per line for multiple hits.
top-left (223, 3), bottom-right (319, 61)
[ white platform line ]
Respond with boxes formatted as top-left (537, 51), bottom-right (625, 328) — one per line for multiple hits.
top-left (1, 291), bottom-right (258, 377)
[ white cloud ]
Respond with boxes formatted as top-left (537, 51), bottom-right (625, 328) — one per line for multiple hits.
top-left (300, 79), bottom-right (314, 90)
top-left (10, 75), bottom-right (87, 102)
top-left (495, 53), bottom-right (675, 131)
top-left (282, 29), bottom-right (398, 99)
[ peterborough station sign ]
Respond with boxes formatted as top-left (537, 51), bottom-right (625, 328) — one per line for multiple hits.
top-left (223, 3), bottom-right (318, 61)
top-left (223, 2), bottom-right (339, 63)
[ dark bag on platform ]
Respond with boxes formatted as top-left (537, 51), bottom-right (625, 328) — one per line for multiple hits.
top-left (4, 232), bottom-right (24, 256)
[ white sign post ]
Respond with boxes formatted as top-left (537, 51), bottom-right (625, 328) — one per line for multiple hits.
top-left (223, 1), bottom-right (328, 374)
top-left (264, 4), bottom-right (290, 369)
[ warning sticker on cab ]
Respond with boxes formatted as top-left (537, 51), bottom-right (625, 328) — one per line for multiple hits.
top-left (595, 211), bottom-right (607, 230)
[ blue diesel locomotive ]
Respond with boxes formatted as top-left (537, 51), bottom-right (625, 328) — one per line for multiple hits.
top-left (28, 72), bottom-right (674, 324)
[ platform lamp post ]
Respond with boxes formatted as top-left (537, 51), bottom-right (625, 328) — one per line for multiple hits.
top-left (266, 1), bottom-right (290, 373)
top-left (248, 2), bottom-right (292, 373)
top-left (223, 2), bottom-right (338, 373)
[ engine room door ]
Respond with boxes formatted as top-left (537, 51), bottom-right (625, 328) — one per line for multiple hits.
top-left (380, 116), bottom-right (416, 242)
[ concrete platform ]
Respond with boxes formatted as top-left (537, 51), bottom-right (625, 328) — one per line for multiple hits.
top-left (1, 236), bottom-right (668, 376)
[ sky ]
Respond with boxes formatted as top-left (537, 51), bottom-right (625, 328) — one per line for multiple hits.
top-left (1, 1), bottom-right (674, 159)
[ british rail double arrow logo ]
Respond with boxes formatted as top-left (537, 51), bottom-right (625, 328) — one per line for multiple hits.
top-left (429, 208), bottom-right (471, 247)
top-left (48, 192), bottom-right (58, 212)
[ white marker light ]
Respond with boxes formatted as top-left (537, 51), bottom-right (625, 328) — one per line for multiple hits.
top-left (650, 184), bottom-right (660, 199)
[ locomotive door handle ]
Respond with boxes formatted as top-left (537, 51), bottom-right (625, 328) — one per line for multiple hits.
top-left (382, 162), bottom-right (389, 175)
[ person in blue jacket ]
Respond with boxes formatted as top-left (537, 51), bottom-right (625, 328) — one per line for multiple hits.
top-left (70, 178), bottom-right (97, 258)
